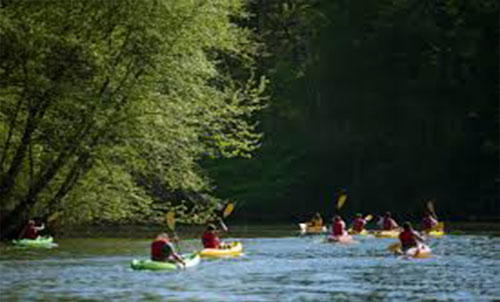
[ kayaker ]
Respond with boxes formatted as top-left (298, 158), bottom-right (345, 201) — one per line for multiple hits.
top-left (332, 215), bottom-right (347, 236)
top-left (19, 219), bottom-right (45, 239)
top-left (399, 222), bottom-right (424, 252)
top-left (202, 224), bottom-right (222, 249)
top-left (351, 213), bottom-right (366, 233)
top-left (151, 233), bottom-right (185, 266)
top-left (308, 212), bottom-right (323, 228)
top-left (421, 212), bottom-right (438, 231)
top-left (382, 212), bottom-right (399, 230)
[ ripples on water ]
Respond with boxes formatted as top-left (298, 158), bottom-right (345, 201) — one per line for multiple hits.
top-left (0, 232), bottom-right (499, 302)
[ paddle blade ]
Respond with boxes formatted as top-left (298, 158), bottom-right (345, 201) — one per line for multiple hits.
top-left (337, 194), bottom-right (347, 210)
top-left (47, 212), bottom-right (61, 223)
top-left (223, 203), bottom-right (234, 218)
top-left (165, 211), bottom-right (175, 230)
top-left (427, 200), bottom-right (437, 218)
top-left (388, 242), bottom-right (401, 252)
top-left (364, 214), bottom-right (373, 222)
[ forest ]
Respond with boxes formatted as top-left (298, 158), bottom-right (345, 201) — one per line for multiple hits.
top-left (0, 0), bottom-right (498, 239)
top-left (207, 0), bottom-right (499, 222)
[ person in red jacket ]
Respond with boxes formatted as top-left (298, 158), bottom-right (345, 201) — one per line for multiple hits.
top-left (399, 222), bottom-right (424, 251)
top-left (151, 233), bottom-right (185, 265)
top-left (332, 215), bottom-right (347, 236)
top-left (382, 212), bottom-right (399, 230)
top-left (421, 212), bottom-right (438, 231)
top-left (19, 219), bottom-right (45, 239)
top-left (351, 214), bottom-right (367, 233)
top-left (202, 224), bottom-right (222, 248)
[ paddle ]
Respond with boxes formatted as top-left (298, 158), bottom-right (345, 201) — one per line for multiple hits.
top-left (387, 242), bottom-right (401, 253)
top-left (336, 193), bottom-right (348, 210)
top-left (165, 211), bottom-right (182, 253)
top-left (47, 212), bottom-right (60, 224)
top-left (427, 200), bottom-right (438, 220)
top-left (218, 202), bottom-right (234, 232)
top-left (427, 200), bottom-right (444, 231)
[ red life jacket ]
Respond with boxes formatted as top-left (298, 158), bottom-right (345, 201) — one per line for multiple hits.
top-left (399, 230), bottom-right (417, 247)
top-left (151, 238), bottom-right (169, 261)
top-left (383, 218), bottom-right (396, 230)
top-left (202, 231), bottom-right (220, 248)
top-left (353, 218), bottom-right (366, 232)
top-left (332, 220), bottom-right (345, 236)
top-left (23, 225), bottom-right (37, 239)
top-left (421, 217), bottom-right (436, 230)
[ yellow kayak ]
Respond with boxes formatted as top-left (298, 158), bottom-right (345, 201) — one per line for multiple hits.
top-left (199, 242), bottom-right (243, 258)
top-left (424, 230), bottom-right (445, 238)
top-left (298, 223), bottom-right (327, 235)
top-left (348, 229), bottom-right (370, 236)
top-left (374, 230), bottom-right (400, 238)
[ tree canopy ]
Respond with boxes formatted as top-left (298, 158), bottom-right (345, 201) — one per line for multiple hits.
top-left (0, 0), bottom-right (266, 238)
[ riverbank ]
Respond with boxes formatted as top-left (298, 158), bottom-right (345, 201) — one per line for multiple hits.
top-left (54, 221), bottom-right (499, 239)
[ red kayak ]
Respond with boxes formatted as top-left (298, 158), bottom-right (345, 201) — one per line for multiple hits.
top-left (326, 234), bottom-right (354, 244)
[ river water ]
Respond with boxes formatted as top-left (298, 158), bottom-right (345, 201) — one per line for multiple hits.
top-left (0, 227), bottom-right (498, 302)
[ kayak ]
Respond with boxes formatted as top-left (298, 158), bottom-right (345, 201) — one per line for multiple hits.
top-left (404, 244), bottom-right (432, 258)
top-left (131, 253), bottom-right (200, 271)
top-left (326, 234), bottom-right (354, 244)
top-left (374, 230), bottom-right (400, 238)
top-left (12, 236), bottom-right (57, 248)
top-left (298, 223), bottom-right (328, 235)
top-left (389, 243), bottom-right (432, 259)
top-left (424, 230), bottom-right (444, 238)
top-left (399, 244), bottom-right (432, 258)
top-left (199, 241), bottom-right (243, 258)
top-left (348, 229), bottom-right (371, 236)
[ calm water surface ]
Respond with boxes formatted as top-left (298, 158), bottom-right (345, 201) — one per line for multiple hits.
top-left (0, 227), bottom-right (498, 302)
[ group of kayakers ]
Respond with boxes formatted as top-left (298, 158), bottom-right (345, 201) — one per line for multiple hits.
top-left (149, 223), bottom-right (226, 266)
top-left (18, 217), bottom-right (227, 266)
top-left (18, 207), bottom-right (440, 264)
top-left (310, 211), bottom-right (440, 252)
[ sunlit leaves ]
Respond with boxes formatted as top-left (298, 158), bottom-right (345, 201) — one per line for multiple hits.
top-left (0, 0), bottom-right (266, 229)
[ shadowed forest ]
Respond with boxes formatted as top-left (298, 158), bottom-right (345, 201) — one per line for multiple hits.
top-left (0, 0), bottom-right (498, 239)
top-left (207, 0), bottom-right (499, 222)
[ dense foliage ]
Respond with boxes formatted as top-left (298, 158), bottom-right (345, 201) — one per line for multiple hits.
top-left (207, 0), bottom-right (499, 222)
top-left (0, 0), bottom-right (266, 238)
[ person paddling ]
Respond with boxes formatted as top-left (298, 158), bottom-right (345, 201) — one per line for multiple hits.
top-left (332, 215), bottom-right (347, 236)
top-left (382, 212), bottom-right (399, 230)
top-left (202, 224), bottom-right (225, 249)
top-left (351, 213), bottom-right (366, 233)
top-left (151, 233), bottom-right (185, 266)
top-left (19, 219), bottom-right (45, 239)
top-left (421, 211), bottom-right (438, 232)
top-left (399, 222), bottom-right (424, 252)
top-left (308, 212), bottom-right (323, 228)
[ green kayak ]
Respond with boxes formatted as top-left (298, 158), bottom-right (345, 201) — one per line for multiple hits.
top-left (130, 252), bottom-right (200, 271)
top-left (12, 236), bottom-right (57, 248)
